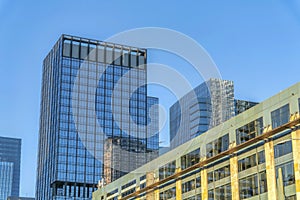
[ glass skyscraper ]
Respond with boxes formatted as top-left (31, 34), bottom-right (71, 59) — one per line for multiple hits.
top-left (0, 136), bottom-right (21, 200)
top-left (169, 78), bottom-right (257, 149)
top-left (36, 35), bottom-right (159, 199)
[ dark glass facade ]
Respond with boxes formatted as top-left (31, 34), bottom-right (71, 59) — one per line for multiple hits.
top-left (0, 136), bottom-right (21, 200)
top-left (36, 35), bottom-right (159, 199)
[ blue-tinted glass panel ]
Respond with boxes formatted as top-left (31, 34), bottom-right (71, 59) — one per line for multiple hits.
top-left (271, 104), bottom-right (290, 129)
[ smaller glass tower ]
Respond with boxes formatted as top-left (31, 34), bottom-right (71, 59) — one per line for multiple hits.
top-left (0, 136), bottom-right (21, 200)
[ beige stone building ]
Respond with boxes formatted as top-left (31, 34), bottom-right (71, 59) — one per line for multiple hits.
top-left (93, 82), bottom-right (300, 200)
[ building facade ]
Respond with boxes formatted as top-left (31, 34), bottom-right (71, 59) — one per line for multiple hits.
top-left (0, 136), bottom-right (21, 200)
top-left (93, 82), bottom-right (300, 200)
top-left (36, 35), bottom-right (159, 200)
top-left (169, 79), bottom-right (257, 149)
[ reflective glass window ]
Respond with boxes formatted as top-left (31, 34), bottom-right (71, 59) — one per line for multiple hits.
top-left (271, 104), bottom-right (290, 128)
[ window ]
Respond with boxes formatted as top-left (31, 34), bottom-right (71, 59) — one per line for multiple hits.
top-left (159, 187), bottom-right (176, 200)
top-left (63, 39), bottom-right (71, 57)
top-left (276, 161), bottom-right (295, 186)
top-left (258, 150), bottom-right (265, 164)
top-left (207, 171), bottom-right (214, 184)
top-left (238, 154), bottom-right (257, 172)
top-left (271, 104), bottom-right (290, 129)
top-left (215, 184), bottom-right (231, 200)
top-left (80, 42), bottom-right (88, 59)
top-left (208, 165), bottom-right (230, 184)
top-left (182, 177), bottom-right (201, 194)
top-left (114, 48), bottom-right (122, 66)
top-left (181, 148), bottom-right (200, 169)
top-left (239, 174), bottom-right (258, 199)
top-left (72, 41), bottom-right (80, 59)
top-left (97, 45), bottom-right (105, 63)
top-left (159, 161), bottom-right (176, 180)
top-left (206, 134), bottom-right (229, 158)
top-left (208, 184), bottom-right (231, 200)
top-left (259, 171), bottom-right (268, 194)
top-left (182, 179), bottom-right (195, 194)
top-left (122, 50), bottom-right (129, 67)
top-left (107, 189), bottom-right (118, 197)
top-left (131, 51), bottom-right (138, 67)
top-left (214, 165), bottom-right (230, 181)
top-left (121, 179), bottom-right (136, 190)
top-left (208, 189), bottom-right (214, 200)
top-left (106, 47), bottom-right (113, 64)
top-left (138, 52), bottom-right (146, 67)
top-left (140, 175), bottom-right (146, 181)
top-left (274, 140), bottom-right (292, 158)
top-left (139, 182), bottom-right (146, 189)
top-left (236, 117), bottom-right (263, 144)
top-left (121, 188), bottom-right (135, 198)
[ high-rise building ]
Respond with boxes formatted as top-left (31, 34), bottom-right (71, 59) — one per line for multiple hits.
top-left (169, 78), bottom-right (257, 149)
top-left (36, 35), bottom-right (159, 199)
top-left (0, 136), bottom-right (21, 200)
top-left (169, 78), bottom-right (235, 149)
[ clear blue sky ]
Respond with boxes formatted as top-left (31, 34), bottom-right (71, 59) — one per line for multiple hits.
top-left (0, 0), bottom-right (300, 197)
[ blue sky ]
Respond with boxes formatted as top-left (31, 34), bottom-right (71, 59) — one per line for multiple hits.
top-left (0, 0), bottom-right (300, 197)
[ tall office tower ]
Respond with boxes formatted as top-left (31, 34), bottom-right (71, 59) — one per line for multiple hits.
top-left (169, 78), bottom-right (257, 149)
top-left (0, 136), bottom-right (21, 200)
top-left (36, 35), bottom-right (159, 199)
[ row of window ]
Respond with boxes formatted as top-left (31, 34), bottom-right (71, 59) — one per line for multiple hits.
top-left (61, 63), bottom-right (146, 76)
top-left (53, 183), bottom-right (96, 198)
top-left (236, 103), bottom-right (293, 146)
top-left (63, 39), bottom-right (146, 69)
top-left (109, 158), bottom-right (296, 199)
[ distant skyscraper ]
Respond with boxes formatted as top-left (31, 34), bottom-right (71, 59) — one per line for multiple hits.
top-left (234, 99), bottom-right (258, 115)
top-left (0, 136), bottom-right (21, 200)
top-left (36, 35), bottom-right (159, 199)
top-left (169, 78), bottom-right (257, 149)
